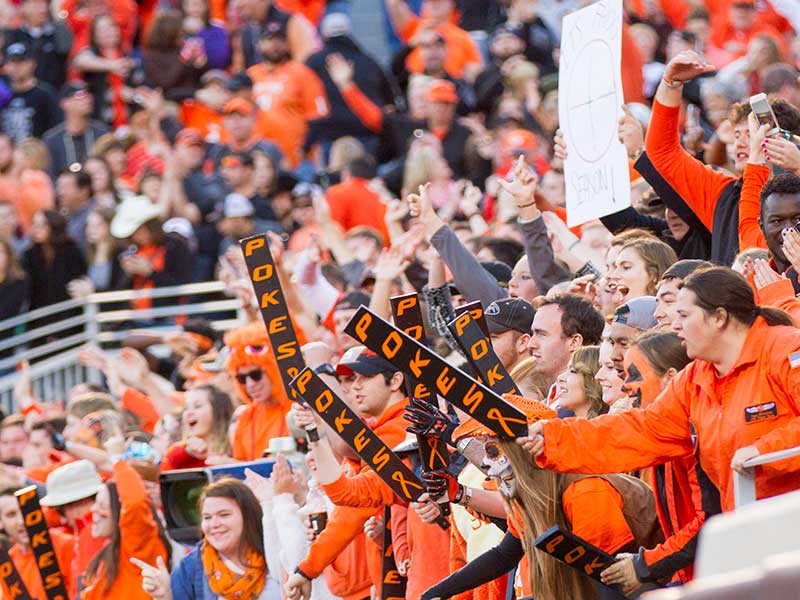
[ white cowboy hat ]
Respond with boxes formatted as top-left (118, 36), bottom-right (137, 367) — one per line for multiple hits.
top-left (110, 195), bottom-right (163, 239)
top-left (40, 460), bottom-right (104, 507)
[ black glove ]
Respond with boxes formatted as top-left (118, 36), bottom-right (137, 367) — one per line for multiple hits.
top-left (421, 469), bottom-right (461, 502)
top-left (404, 397), bottom-right (457, 444)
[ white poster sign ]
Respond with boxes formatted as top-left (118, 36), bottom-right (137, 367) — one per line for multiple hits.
top-left (558, 0), bottom-right (631, 227)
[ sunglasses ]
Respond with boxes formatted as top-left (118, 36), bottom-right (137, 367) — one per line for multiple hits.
top-left (236, 369), bottom-right (263, 384)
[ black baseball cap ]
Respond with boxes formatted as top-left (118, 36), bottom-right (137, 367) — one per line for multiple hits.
top-left (485, 298), bottom-right (534, 335)
top-left (336, 346), bottom-right (397, 376)
top-left (60, 81), bottom-right (89, 100)
top-left (335, 291), bottom-right (371, 312)
top-left (480, 261), bottom-right (513, 288)
top-left (5, 42), bottom-right (32, 61)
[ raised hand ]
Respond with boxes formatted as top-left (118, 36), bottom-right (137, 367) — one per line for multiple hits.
top-left (752, 257), bottom-right (783, 290)
top-left (325, 53), bottom-right (353, 89)
top-left (374, 246), bottom-right (410, 282)
top-left (553, 129), bottom-right (567, 161)
top-left (763, 136), bottom-right (800, 175)
top-left (747, 112), bottom-right (771, 166)
top-left (266, 230), bottom-right (286, 264)
top-left (403, 397), bottom-right (456, 443)
top-left (662, 50), bottom-right (715, 83)
top-left (244, 467), bottom-right (272, 503)
top-left (782, 228), bottom-right (800, 273)
top-left (131, 556), bottom-right (172, 600)
top-left (498, 155), bottom-right (538, 207)
top-left (618, 105), bottom-right (644, 158)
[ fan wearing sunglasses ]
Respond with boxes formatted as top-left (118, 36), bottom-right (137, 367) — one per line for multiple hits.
top-left (224, 322), bottom-right (292, 460)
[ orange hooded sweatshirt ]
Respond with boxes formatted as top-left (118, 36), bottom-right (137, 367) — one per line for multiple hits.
top-left (536, 317), bottom-right (800, 512)
top-left (225, 322), bottom-right (300, 460)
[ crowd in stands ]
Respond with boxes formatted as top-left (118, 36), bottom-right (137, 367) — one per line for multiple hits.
top-left (0, 0), bottom-right (800, 599)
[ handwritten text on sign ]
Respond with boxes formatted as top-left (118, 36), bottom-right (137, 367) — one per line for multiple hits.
top-left (558, 0), bottom-right (630, 226)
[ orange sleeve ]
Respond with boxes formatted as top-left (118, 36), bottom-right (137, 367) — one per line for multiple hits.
top-left (112, 0), bottom-right (139, 51)
top-left (644, 100), bottom-right (737, 231)
top-left (562, 478), bottom-right (635, 554)
top-left (52, 530), bottom-right (77, 600)
top-left (536, 369), bottom-right (696, 473)
top-left (738, 162), bottom-right (770, 250)
top-left (460, 31), bottom-right (482, 67)
top-left (322, 468), bottom-right (397, 509)
top-left (620, 24), bottom-right (645, 104)
top-left (755, 278), bottom-right (800, 324)
top-left (340, 83), bottom-right (384, 132)
top-left (390, 504), bottom-right (410, 566)
top-left (297, 504), bottom-right (380, 578)
top-left (120, 387), bottom-right (160, 434)
top-left (301, 66), bottom-right (329, 121)
top-left (398, 13), bottom-right (420, 43)
top-left (113, 461), bottom-right (165, 562)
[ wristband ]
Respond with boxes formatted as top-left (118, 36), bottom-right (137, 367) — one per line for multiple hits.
top-left (517, 200), bottom-right (536, 208)
top-left (294, 566), bottom-right (312, 581)
top-left (661, 76), bottom-right (684, 89)
top-left (453, 484), bottom-right (465, 504)
top-left (459, 486), bottom-right (473, 508)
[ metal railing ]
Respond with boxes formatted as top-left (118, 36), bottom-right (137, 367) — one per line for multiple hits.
top-left (0, 281), bottom-right (245, 412)
top-left (733, 445), bottom-right (800, 507)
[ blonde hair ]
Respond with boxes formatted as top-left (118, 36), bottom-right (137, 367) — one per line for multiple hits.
top-left (499, 442), bottom-right (600, 599)
top-left (329, 136), bottom-right (365, 172)
top-left (402, 145), bottom-right (440, 194)
top-left (617, 238), bottom-right (678, 295)
top-left (568, 346), bottom-right (604, 419)
top-left (509, 357), bottom-right (554, 402)
top-left (17, 138), bottom-right (50, 171)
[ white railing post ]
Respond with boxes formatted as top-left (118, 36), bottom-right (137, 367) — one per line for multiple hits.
top-left (733, 446), bottom-right (800, 507)
top-left (83, 296), bottom-right (102, 385)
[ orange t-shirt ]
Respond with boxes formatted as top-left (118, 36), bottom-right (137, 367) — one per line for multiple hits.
top-left (326, 178), bottom-right (390, 244)
top-left (4, 529), bottom-right (75, 600)
top-left (179, 99), bottom-right (226, 144)
top-left (247, 61), bottom-right (329, 168)
top-left (398, 16), bottom-right (482, 79)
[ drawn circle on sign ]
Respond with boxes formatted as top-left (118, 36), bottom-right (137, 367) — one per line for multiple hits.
top-left (565, 38), bottom-right (619, 163)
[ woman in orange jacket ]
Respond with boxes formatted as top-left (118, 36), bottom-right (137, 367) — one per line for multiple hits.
top-left (523, 267), bottom-right (800, 514)
top-left (601, 332), bottom-right (720, 591)
top-left (81, 460), bottom-right (171, 600)
top-left (419, 395), bottom-right (662, 600)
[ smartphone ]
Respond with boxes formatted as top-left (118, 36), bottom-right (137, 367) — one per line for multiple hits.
top-left (686, 103), bottom-right (700, 130)
top-left (750, 93), bottom-right (780, 136)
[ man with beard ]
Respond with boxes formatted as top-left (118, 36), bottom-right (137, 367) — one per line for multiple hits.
top-left (247, 22), bottom-right (329, 169)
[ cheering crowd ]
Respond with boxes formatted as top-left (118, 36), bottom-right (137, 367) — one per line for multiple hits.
top-left (1, 0), bottom-right (800, 598)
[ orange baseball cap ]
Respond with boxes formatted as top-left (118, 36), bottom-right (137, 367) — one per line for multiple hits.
top-left (501, 129), bottom-right (538, 155)
top-left (426, 80), bottom-right (458, 104)
top-left (452, 393), bottom-right (556, 441)
top-left (223, 98), bottom-right (255, 116)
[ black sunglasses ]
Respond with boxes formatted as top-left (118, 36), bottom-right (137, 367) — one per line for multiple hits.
top-left (236, 369), bottom-right (264, 384)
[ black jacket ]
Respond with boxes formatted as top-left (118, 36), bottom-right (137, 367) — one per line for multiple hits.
top-left (305, 36), bottom-right (395, 144)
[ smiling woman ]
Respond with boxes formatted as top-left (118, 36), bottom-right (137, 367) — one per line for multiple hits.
top-left (169, 478), bottom-right (280, 600)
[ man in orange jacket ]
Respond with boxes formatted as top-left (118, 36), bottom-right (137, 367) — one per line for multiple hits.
top-left (286, 347), bottom-right (412, 600)
top-left (0, 486), bottom-right (75, 600)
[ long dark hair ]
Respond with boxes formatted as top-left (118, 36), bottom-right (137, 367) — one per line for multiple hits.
top-left (200, 478), bottom-right (264, 557)
top-left (0, 239), bottom-right (24, 283)
top-left (89, 14), bottom-right (120, 55)
top-left (680, 267), bottom-right (794, 327)
top-left (84, 481), bottom-right (173, 592)
top-left (40, 210), bottom-right (70, 249)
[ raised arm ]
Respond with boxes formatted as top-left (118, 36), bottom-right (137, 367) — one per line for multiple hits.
top-left (647, 51), bottom-right (734, 231)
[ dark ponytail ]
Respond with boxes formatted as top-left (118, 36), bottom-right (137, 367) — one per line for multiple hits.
top-left (681, 267), bottom-right (794, 328)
